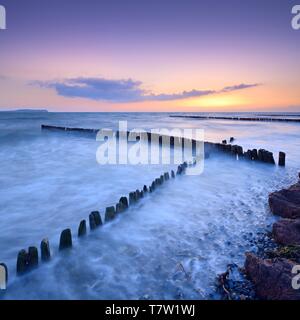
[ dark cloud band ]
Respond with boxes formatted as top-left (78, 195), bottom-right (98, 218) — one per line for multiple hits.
top-left (36, 77), bottom-right (260, 103)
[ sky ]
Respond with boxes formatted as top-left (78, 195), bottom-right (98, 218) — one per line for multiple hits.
top-left (0, 0), bottom-right (299, 112)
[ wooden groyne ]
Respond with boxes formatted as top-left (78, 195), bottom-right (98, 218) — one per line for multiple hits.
top-left (0, 124), bottom-right (287, 287)
top-left (170, 115), bottom-right (300, 123)
top-left (41, 124), bottom-right (286, 166)
top-left (11, 160), bottom-right (191, 280)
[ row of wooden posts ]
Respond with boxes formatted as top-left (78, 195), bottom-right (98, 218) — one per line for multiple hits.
top-left (210, 138), bottom-right (285, 167)
top-left (2, 160), bottom-right (192, 283)
top-left (41, 125), bottom-right (286, 167)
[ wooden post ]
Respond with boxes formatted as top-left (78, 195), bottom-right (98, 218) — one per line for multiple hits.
top-left (278, 152), bottom-right (286, 166)
top-left (41, 239), bottom-right (51, 261)
top-left (59, 229), bottom-right (72, 250)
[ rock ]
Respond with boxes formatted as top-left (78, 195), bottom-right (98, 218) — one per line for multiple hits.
top-left (278, 151), bottom-right (286, 167)
top-left (59, 229), bottom-right (72, 250)
top-left (143, 185), bottom-right (148, 193)
top-left (40, 239), bottom-right (51, 261)
top-left (222, 140), bottom-right (227, 144)
top-left (269, 182), bottom-right (300, 218)
top-left (230, 137), bottom-right (235, 143)
top-left (171, 170), bottom-right (175, 178)
top-left (78, 220), bottom-right (87, 237)
top-left (245, 252), bottom-right (300, 300)
top-left (273, 219), bottom-right (300, 245)
top-left (28, 247), bottom-right (38, 269)
top-left (164, 172), bottom-right (170, 181)
top-left (105, 206), bottom-right (116, 222)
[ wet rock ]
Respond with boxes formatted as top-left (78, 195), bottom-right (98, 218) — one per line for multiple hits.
top-left (217, 264), bottom-right (256, 300)
top-left (105, 206), bottom-right (116, 222)
top-left (278, 151), bottom-right (286, 167)
top-left (143, 185), bottom-right (148, 193)
top-left (269, 182), bottom-right (300, 218)
top-left (273, 219), bottom-right (300, 245)
top-left (164, 172), bottom-right (170, 181)
top-left (40, 239), bottom-right (51, 262)
top-left (230, 137), bottom-right (235, 143)
top-left (222, 140), bottom-right (227, 144)
top-left (244, 252), bottom-right (300, 300)
top-left (171, 170), bottom-right (175, 178)
top-left (78, 220), bottom-right (87, 237)
top-left (59, 229), bottom-right (72, 250)
top-left (267, 246), bottom-right (300, 262)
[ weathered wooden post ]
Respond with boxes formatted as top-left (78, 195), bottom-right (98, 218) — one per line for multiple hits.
top-left (278, 151), bottom-right (286, 166)
top-left (105, 206), bottom-right (116, 222)
top-left (41, 239), bottom-right (51, 262)
top-left (89, 213), bottom-right (97, 230)
top-left (28, 247), bottom-right (38, 269)
top-left (59, 229), bottom-right (72, 250)
top-left (92, 211), bottom-right (102, 226)
top-left (129, 192), bottom-right (136, 205)
top-left (171, 170), bottom-right (175, 178)
top-left (78, 220), bottom-right (87, 237)
top-left (0, 263), bottom-right (8, 289)
top-left (16, 250), bottom-right (28, 275)
top-left (119, 196), bottom-right (129, 209)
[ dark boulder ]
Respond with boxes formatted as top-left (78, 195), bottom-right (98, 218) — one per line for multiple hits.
top-left (245, 252), bottom-right (300, 300)
top-left (269, 182), bottom-right (300, 219)
top-left (273, 219), bottom-right (300, 245)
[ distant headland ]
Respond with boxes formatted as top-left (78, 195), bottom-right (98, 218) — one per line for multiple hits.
top-left (1, 109), bottom-right (49, 113)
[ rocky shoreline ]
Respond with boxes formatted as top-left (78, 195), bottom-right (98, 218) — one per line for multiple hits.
top-left (217, 177), bottom-right (300, 300)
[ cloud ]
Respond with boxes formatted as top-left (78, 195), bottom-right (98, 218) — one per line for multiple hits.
top-left (35, 77), bottom-right (260, 103)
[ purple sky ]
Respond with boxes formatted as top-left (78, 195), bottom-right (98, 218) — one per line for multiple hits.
top-left (0, 0), bottom-right (299, 111)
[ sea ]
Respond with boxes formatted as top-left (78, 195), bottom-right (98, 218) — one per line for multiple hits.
top-left (0, 111), bottom-right (299, 299)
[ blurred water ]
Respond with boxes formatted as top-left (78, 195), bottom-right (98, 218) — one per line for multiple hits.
top-left (0, 111), bottom-right (299, 299)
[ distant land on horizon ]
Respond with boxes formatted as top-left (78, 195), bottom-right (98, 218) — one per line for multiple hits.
top-left (0, 109), bottom-right (49, 113)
